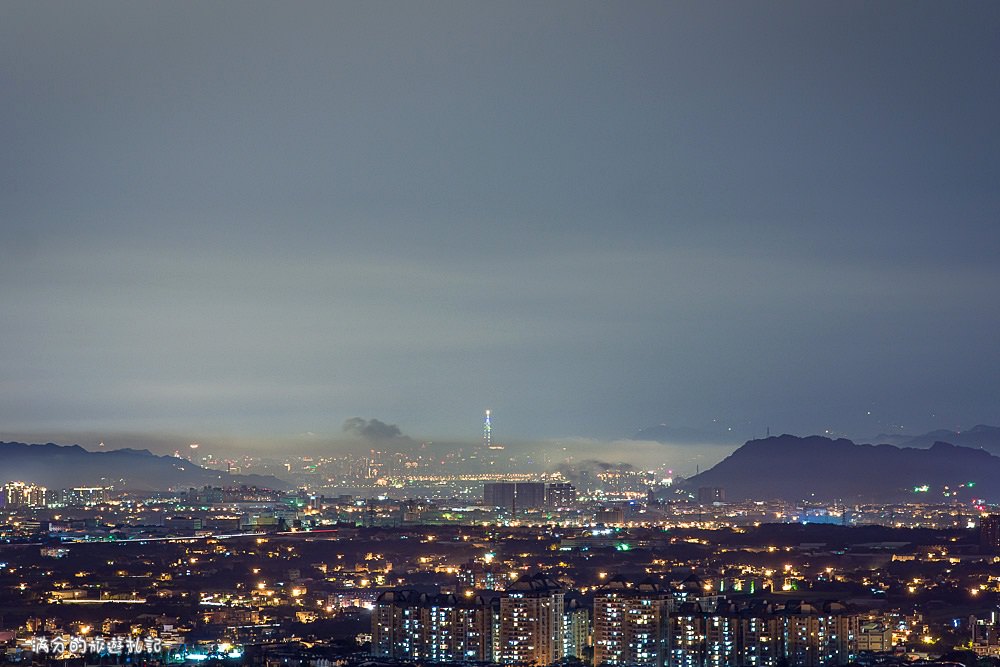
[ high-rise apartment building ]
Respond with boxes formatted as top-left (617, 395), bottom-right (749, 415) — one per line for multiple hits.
top-left (780, 601), bottom-right (857, 667)
top-left (483, 481), bottom-right (547, 513)
top-left (2, 481), bottom-right (47, 508)
top-left (515, 482), bottom-right (546, 510)
top-left (499, 573), bottom-right (565, 666)
top-left (669, 598), bottom-right (856, 667)
top-left (697, 486), bottom-right (727, 504)
top-left (547, 482), bottom-right (577, 508)
top-left (371, 590), bottom-right (427, 660)
top-left (373, 580), bottom-right (859, 667)
top-left (483, 482), bottom-right (516, 512)
top-left (593, 577), bottom-right (670, 667)
top-left (563, 598), bottom-right (590, 660)
top-left (372, 590), bottom-right (492, 663)
top-left (980, 514), bottom-right (1000, 554)
top-left (738, 601), bottom-right (782, 667)
top-left (424, 593), bottom-right (492, 663)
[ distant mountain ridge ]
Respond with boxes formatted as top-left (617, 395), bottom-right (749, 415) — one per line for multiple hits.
top-left (888, 425), bottom-right (1000, 455)
top-left (685, 434), bottom-right (1000, 502)
top-left (0, 441), bottom-right (290, 491)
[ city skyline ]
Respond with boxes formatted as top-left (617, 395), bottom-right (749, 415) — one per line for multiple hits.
top-left (3, 3), bottom-right (999, 455)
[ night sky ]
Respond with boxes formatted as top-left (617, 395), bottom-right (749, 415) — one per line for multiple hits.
top-left (2, 2), bottom-right (999, 454)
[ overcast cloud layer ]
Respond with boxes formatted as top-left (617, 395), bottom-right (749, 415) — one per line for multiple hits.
top-left (2, 2), bottom-right (999, 451)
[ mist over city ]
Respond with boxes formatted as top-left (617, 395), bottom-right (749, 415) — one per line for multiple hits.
top-left (2, 2), bottom-right (999, 667)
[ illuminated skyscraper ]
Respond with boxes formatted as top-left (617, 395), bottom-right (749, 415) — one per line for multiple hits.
top-left (482, 409), bottom-right (504, 468)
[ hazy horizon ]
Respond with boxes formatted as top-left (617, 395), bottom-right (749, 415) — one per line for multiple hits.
top-left (3, 419), bottom-right (995, 480)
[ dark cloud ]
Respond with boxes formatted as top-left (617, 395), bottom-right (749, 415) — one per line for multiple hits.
top-left (557, 459), bottom-right (634, 476)
top-left (342, 418), bottom-right (405, 443)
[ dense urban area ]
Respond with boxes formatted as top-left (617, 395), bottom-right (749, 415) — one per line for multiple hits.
top-left (7, 0), bottom-right (998, 664)
top-left (2, 443), bottom-right (1000, 667)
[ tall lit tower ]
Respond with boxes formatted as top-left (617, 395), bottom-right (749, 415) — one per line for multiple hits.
top-left (483, 409), bottom-right (493, 450)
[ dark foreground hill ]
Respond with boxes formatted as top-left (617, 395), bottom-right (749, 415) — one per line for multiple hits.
top-left (0, 441), bottom-right (290, 491)
top-left (685, 434), bottom-right (1000, 502)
